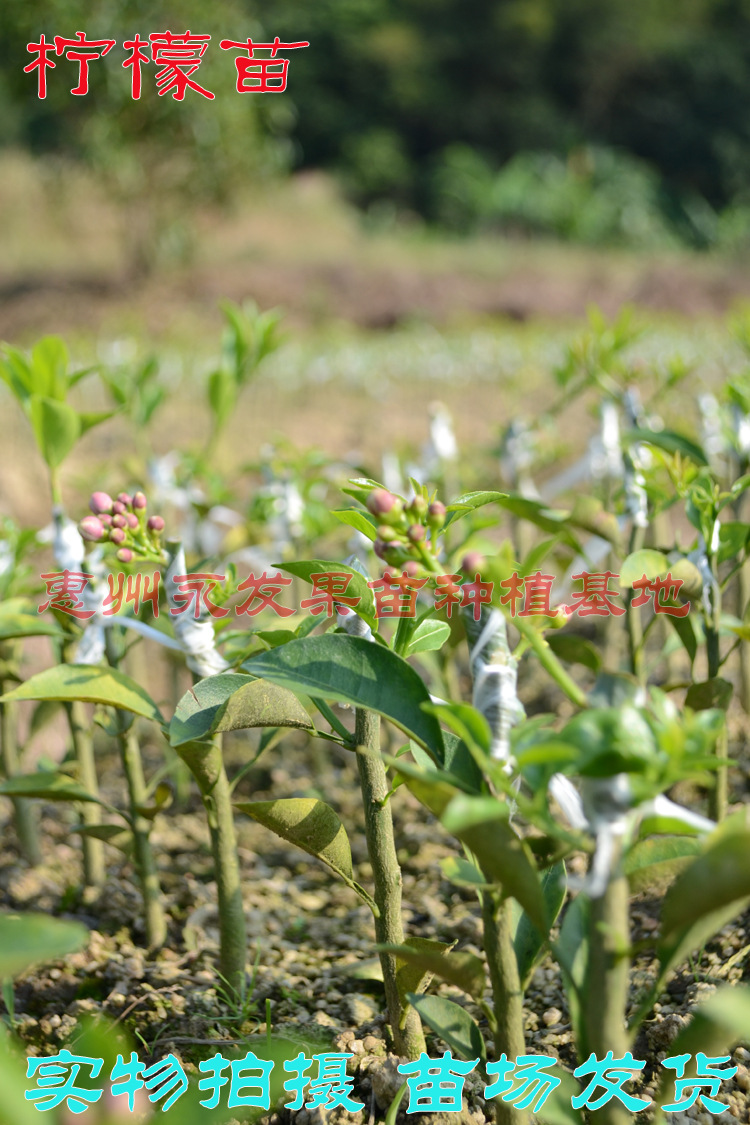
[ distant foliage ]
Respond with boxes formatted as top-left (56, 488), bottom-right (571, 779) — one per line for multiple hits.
top-left (4, 0), bottom-right (750, 247)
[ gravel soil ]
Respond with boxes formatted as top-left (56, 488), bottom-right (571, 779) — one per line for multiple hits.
top-left (1, 713), bottom-right (749, 1125)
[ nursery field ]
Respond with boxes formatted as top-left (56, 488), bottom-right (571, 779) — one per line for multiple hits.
top-left (1, 274), bottom-right (750, 1125)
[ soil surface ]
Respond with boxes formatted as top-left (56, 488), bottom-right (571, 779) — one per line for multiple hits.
top-left (2, 703), bottom-right (749, 1125)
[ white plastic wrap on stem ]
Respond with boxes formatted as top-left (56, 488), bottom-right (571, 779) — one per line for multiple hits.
top-left (462, 607), bottom-right (524, 765)
top-left (47, 509), bottom-right (104, 666)
top-left (731, 403), bottom-right (750, 458)
top-left (552, 772), bottom-right (714, 898)
top-left (75, 547), bottom-right (109, 665)
top-left (335, 555), bottom-right (374, 641)
top-left (539, 402), bottom-right (622, 503)
top-left (592, 400), bottom-right (624, 482)
top-left (500, 419), bottom-right (540, 500)
top-left (165, 543), bottom-right (228, 678)
top-left (426, 401), bottom-right (458, 463)
top-left (624, 449), bottom-right (649, 529)
top-left (336, 604), bottom-right (373, 640)
top-left (689, 526), bottom-right (720, 619)
top-left (50, 507), bottom-right (86, 574)
top-left (148, 452), bottom-right (204, 554)
top-left (698, 393), bottom-right (729, 465)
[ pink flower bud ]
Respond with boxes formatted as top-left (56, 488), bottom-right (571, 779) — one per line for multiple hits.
top-left (127, 513), bottom-right (139, 529)
top-left (403, 560), bottom-right (420, 578)
top-left (147, 515), bottom-right (165, 533)
top-left (407, 495), bottom-right (428, 519)
top-left (407, 523), bottom-right (425, 543)
top-left (111, 514), bottom-right (127, 529)
top-left (116, 548), bottom-right (133, 564)
top-left (79, 515), bottom-right (105, 542)
top-left (89, 491), bottom-right (114, 515)
top-left (113, 501), bottom-right (126, 515)
top-left (110, 528), bottom-right (126, 545)
top-left (428, 501), bottom-right (446, 520)
top-left (117, 492), bottom-right (133, 507)
top-left (367, 489), bottom-right (398, 516)
top-left (461, 551), bottom-right (485, 574)
top-left (132, 491), bottom-right (147, 510)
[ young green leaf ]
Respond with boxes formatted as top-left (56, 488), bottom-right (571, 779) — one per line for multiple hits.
top-left (0, 912), bottom-right (88, 979)
top-left (169, 672), bottom-right (311, 747)
top-left (236, 797), bottom-right (377, 912)
top-left (512, 862), bottom-right (567, 988)
top-left (624, 836), bottom-right (703, 893)
top-left (276, 560), bottom-right (377, 628)
top-left (244, 635), bottom-right (445, 760)
top-left (0, 771), bottom-right (100, 804)
top-left (29, 397), bottom-right (80, 468)
top-left (1, 665), bottom-right (164, 724)
top-left (406, 993), bottom-right (486, 1065)
top-left (405, 618), bottom-right (451, 656)
top-left (379, 942), bottom-right (486, 1002)
top-left (441, 794), bottom-right (548, 932)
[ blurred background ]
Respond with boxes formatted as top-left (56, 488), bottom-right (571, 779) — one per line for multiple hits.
top-left (2, 0), bottom-right (750, 505)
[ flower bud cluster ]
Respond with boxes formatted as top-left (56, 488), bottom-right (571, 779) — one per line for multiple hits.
top-left (366, 488), bottom-right (449, 571)
top-left (80, 490), bottom-right (167, 565)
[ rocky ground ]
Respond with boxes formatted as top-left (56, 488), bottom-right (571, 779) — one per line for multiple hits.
top-left (1, 711), bottom-right (749, 1125)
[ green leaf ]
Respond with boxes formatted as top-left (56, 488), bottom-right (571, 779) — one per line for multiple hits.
top-left (411, 731), bottom-right (484, 795)
top-left (441, 795), bottom-right (547, 932)
top-left (445, 490), bottom-right (506, 525)
top-left (217, 679), bottom-right (313, 736)
top-left (0, 911), bottom-right (88, 978)
top-left (379, 943), bottom-right (486, 1002)
top-left (31, 336), bottom-right (68, 399)
top-left (0, 343), bottom-right (34, 406)
top-left (513, 862), bottom-right (566, 988)
top-left (560, 706), bottom-right (656, 776)
top-left (277, 560), bottom-right (377, 629)
top-left (625, 837), bottom-right (703, 893)
top-left (0, 771), bottom-right (100, 803)
top-left (426, 703), bottom-right (491, 760)
top-left (440, 855), bottom-right (492, 889)
top-left (332, 509), bottom-right (378, 541)
top-left (569, 495), bottom-right (622, 546)
top-left (169, 672), bottom-right (311, 747)
top-left (405, 618), bottom-right (451, 656)
top-left (77, 410), bottom-right (117, 436)
top-left (546, 634), bottom-right (601, 673)
top-left (685, 678), bottom-right (733, 712)
top-left (553, 894), bottom-right (589, 1044)
top-left (669, 611), bottom-right (698, 665)
top-left (244, 635), bottom-right (445, 760)
top-left (492, 495), bottom-right (581, 549)
top-left (0, 612), bottom-right (64, 641)
top-left (391, 758), bottom-right (463, 817)
top-left (666, 985), bottom-right (750, 1061)
top-left (384, 1082), bottom-right (408, 1125)
top-left (667, 557), bottom-right (703, 600)
top-left (69, 824), bottom-right (134, 857)
top-left (534, 1069), bottom-right (584, 1125)
top-left (1, 665), bottom-right (164, 724)
top-left (29, 397), bottom-right (80, 467)
top-left (587, 672), bottom-right (642, 708)
top-left (717, 521), bottom-right (750, 565)
top-left (627, 427), bottom-right (708, 466)
top-left (208, 367), bottom-right (236, 428)
top-left (236, 798), bottom-right (377, 912)
top-left (406, 993), bottom-right (486, 1065)
top-left (619, 549), bottom-right (669, 588)
top-left (660, 830), bottom-right (750, 949)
